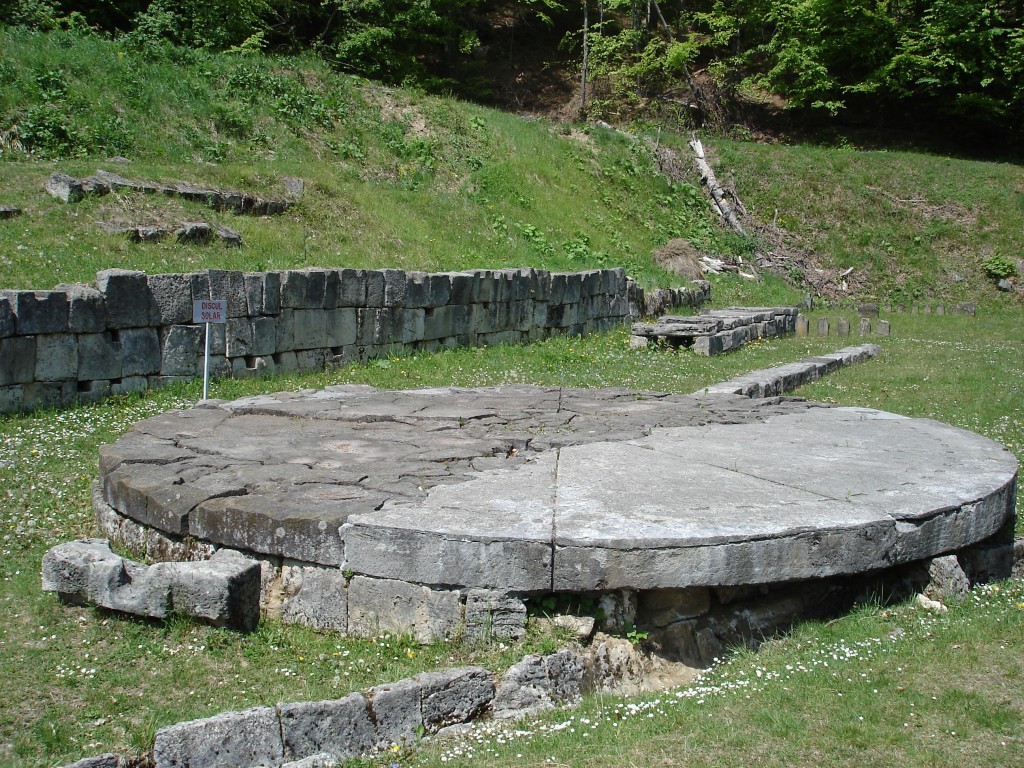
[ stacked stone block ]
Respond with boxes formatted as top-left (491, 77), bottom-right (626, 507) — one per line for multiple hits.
top-left (630, 306), bottom-right (799, 355)
top-left (1, 266), bottom-right (673, 413)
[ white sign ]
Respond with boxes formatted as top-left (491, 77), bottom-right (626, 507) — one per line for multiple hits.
top-left (193, 299), bottom-right (227, 324)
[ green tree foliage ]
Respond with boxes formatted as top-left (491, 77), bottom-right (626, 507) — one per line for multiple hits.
top-left (1, 0), bottom-right (1021, 144)
top-left (328, 0), bottom-right (483, 88)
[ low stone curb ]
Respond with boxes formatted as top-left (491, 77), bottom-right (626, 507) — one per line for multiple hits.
top-left (145, 660), bottom-right (562, 768)
top-left (694, 343), bottom-right (880, 399)
top-left (44, 170), bottom-right (302, 216)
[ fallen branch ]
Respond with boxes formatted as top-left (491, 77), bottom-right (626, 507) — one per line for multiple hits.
top-left (689, 138), bottom-right (747, 237)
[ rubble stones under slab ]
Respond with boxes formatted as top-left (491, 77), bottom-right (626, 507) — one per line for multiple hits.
top-left (42, 539), bottom-right (260, 630)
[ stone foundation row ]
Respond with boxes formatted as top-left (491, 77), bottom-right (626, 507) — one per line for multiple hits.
top-left (697, 343), bottom-right (880, 398)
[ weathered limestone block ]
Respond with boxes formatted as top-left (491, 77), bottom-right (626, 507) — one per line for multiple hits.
top-left (279, 694), bottom-right (376, 763)
top-left (96, 269), bottom-right (158, 328)
top-left (296, 349), bottom-right (327, 372)
top-left (274, 350), bottom-right (298, 373)
top-left (598, 590), bottom-right (638, 632)
top-left (152, 706), bottom-right (283, 768)
top-left (0, 292), bottom-right (14, 337)
top-left (42, 539), bottom-right (261, 630)
top-left (423, 305), bottom-right (469, 341)
top-left (23, 381), bottom-right (75, 410)
top-left (59, 284), bottom-right (106, 332)
top-left (0, 336), bottom-right (36, 385)
top-left (449, 272), bottom-right (474, 304)
top-left (418, 667), bottom-right (494, 731)
top-left (356, 308), bottom-right (395, 346)
top-left (10, 289), bottom-right (69, 334)
top-left (112, 375), bottom-right (148, 395)
top-left (0, 384), bottom-right (24, 411)
top-left (281, 269), bottom-right (327, 309)
top-left (207, 270), bottom-right (247, 317)
top-left (335, 268), bottom-right (367, 307)
top-left (225, 317), bottom-right (254, 358)
top-left (363, 271), bottom-right (386, 307)
top-left (325, 308), bottom-right (358, 348)
top-left (44, 171), bottom-right (104, 202)
top-left (94, 487), bottom-right (216, 563)
top-left (243, 272), bottom-right (264, 316)
top-left (924, 555), bottom-right (970, 602)
top-left (119, 327), bottom-right (161, 376)
top-left (367, 677), bottom-right (422, 747)
top-left (55, 754), bottom-right (123, 768)
top-left (463, 270), bottom-right (494, 303)
top-left (348, 576), bottom-right (461, 643)
top-left (382, 269), bottom-right (407, 307)
top-left (406, 272), bottom-right (451, 308)
top-left (148, 273), bottom-right (196, 325)
top-left (492, 650), bottom-right (585, 719)
top-left (278, 562), bottom-right (348, 630)
top-left (249, 316), bottom-right (277, 356)
top-left (463, 590), bottom-right (527, 642)
top-left (77, 379), bottom-right (112, 404)
top-left (33, 335), bottom-right (77, 382)
top-left (292, 308), bottom-right (329, 350)
top-left (160, 325), bottom-right (203, 376)
top-left (78, 332), bottom-right (121, 380)
top-left (261, 271), bottom-right (282, 314)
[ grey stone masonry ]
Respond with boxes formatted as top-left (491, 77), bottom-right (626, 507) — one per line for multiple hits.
top-left (149, 666), bottom-right (494, 768)
top-left (699, 344), bottom-right (880, 398)
top-left (0, 266), bottom-right (697, 413)
top-left (42, 539), bottom-right (261, 630)
top-left (630, 306), bottom-right (799, 355)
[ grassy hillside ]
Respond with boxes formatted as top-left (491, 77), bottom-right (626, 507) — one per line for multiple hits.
top-left (2, 27), bottom-right (1023, 309)
top-left (0, 28), bottom-right (726, 292)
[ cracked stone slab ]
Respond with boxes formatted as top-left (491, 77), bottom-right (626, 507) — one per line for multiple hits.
top-left (97, 384), bottom-right (1017, 597)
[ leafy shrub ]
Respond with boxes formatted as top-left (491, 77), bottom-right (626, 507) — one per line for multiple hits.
top-left (16, 103), bottom-right (79, 157)
top-left (982, 254), bottom-right (1016, 281)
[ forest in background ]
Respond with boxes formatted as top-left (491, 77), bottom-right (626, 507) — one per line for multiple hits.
top-left (2, 0), bottom-right (1023, 155)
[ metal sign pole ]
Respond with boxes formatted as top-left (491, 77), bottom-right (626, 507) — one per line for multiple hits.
top-left (203, 321), bottom-right (211, 400)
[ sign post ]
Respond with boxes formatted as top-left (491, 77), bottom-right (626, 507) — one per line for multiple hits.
top-left (192, 299), bottom-right (227, 400)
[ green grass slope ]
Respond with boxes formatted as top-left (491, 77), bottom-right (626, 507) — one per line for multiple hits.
top-left (0, 28), bottom-right (728, 292)
top-left (2, 28), bottom-right (1022, 309)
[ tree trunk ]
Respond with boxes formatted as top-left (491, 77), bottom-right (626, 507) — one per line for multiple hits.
top-left (580, 1), bottom-right (589, 120)
top-left (689, 138), bottom-right (747, 236)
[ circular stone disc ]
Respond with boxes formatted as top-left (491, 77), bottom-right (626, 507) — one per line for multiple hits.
top-left (97, 386), bottom-right (1018, 592)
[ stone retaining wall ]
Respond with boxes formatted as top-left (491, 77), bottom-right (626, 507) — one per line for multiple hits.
top-left (0, 267), bottom-right (710, 413)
